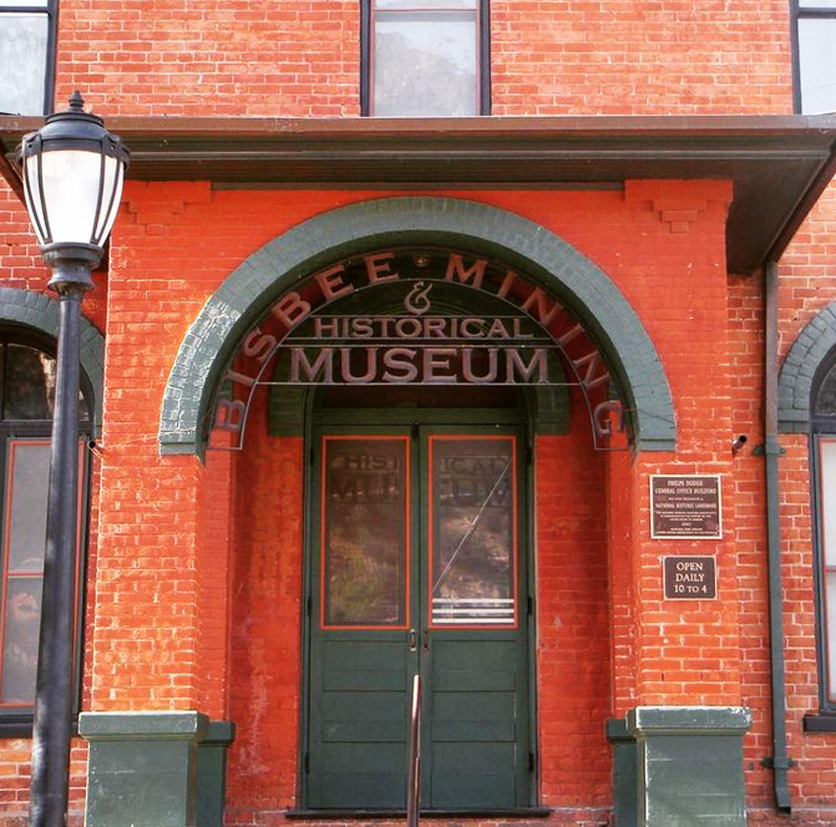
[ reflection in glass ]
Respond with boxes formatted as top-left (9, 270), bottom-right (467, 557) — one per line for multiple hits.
top-left (799, 18), bottom-right (836, 114)
top-left (374, 10), bottom-right (477, 116)
top-left (0, 13), bottom-right (48, 115)
top-left (4, 344), bottom-right (55, 419)
top-left (430, 437), bottom-right (515, 625)
top-left (323, 437), bottom-right (408, 626)
top-left (2, 343), bottom-right (89, 420)
top-left (816, 361), bottom-right (836, 415)
top-left (7, 441), bottom-right (50, 573)
top-left (375, 0), bottom-right (476, 8)
top-left (0, 576), bottom-right (42, 704)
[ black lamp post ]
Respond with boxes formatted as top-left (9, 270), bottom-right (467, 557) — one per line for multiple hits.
top-left (19, 92), bottom-right (128, 827)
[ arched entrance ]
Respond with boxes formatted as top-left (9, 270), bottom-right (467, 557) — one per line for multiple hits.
top-left (159, 196), bottom-right (676, 813)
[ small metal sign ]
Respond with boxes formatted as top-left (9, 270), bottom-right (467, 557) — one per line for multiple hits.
top-left (663, 556), bottom-right (717, 600)
top-left (650, 475), bottom-right (722, 539)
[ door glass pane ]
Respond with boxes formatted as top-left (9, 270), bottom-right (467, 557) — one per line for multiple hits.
top-left (0, 13), bottom-right (48, 116)
top-left (0, 576), bottom-right (42, 704)
top-left (798, 18), bottom-right (836, 114)
top-left (6, 440), bottom-right (50, 573)
top-left (430, 436), bottom-right (515, 625)
top-left (322, 436), bottom-right (409, 627)
top-left (373, 10), bottom-right (477, 116)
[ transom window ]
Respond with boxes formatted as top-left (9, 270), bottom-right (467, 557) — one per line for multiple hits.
top-left (0, 0), bottom-right (57, 116)
top-left (361, 0), bottom-right (490, 117)
top-left (0, 331), bottom-right (90, 727)
top-left (794, 0), bottom-right (836, 113)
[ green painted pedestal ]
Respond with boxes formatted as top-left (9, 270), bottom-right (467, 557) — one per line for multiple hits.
top-left (627, 706), bottom-right (751, 827)
top-left (79, 711), bottom-right (210, 827)
top-left (605, 718), bottom-right (637, 827)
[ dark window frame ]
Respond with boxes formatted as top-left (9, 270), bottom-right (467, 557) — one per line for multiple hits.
top-left (360, 0), bottom-right (491, 117)
top-left (791, 0), bottom-right (836, 114)
top-left (809, 349), bottom-right (836, 715)
top-left (0, 327), bottom-right (91, 738)
top-left (0, 0), bottom-right (59, 116)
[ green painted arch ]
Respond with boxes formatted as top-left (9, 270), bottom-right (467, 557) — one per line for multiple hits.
top-left (0, 287), bottom-right (105, 435)
top-left (159, 196), bottom-right (676, 454)
top-left (779, 300), bottom-right (836, 432)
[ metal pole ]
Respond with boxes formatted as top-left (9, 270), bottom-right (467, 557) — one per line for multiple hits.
top-left (28, 265), bottom-right (91, 827)
top-left (763, 259), bottom-right (792, 812)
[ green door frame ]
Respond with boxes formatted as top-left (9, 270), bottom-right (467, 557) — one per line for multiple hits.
top-left (299, 398), bottom-right (538, 812)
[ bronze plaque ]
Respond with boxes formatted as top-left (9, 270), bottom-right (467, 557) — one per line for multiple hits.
top-left (650, 475), bottom-right (722, 539)
top-left (664, 556), bottom-right (717, 600)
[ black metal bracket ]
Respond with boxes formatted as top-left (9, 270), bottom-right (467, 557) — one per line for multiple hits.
top-left (761, 755), bottom-right (796, 770)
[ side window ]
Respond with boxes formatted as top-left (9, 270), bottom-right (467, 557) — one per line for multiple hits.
top-left (0, 331), bottom-right (90, 726)
top-left (812, 354), bottom-right (836, 710)
top-left (361, 0), bottom-right (490, 117)
top-left (794, 0), bottom-right (836, 114)
top-left (0, 0), bottom-right (57, 116)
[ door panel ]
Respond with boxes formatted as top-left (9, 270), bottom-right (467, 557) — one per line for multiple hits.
top-left (307, 426), bottom-right (530, 811)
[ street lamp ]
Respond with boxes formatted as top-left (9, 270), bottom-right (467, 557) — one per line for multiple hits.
top-left (19, 91), bottom-right (128, 827)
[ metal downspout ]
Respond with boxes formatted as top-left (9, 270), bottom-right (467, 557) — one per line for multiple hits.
top-left (763, 259), bottom-right (792, 812)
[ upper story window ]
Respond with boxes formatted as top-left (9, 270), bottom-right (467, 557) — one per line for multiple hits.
top-left (794, 0), bottom-right (836, 113)
top-left (0, 330), bottom-right (90, 727)
top-left (0, 0), bottom-right (57, 116)
top-left (361, 0), bottom-right (490, 117)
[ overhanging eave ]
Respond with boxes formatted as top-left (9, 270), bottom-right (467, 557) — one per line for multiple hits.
top-left (2, 114), bottom-right (835, 275)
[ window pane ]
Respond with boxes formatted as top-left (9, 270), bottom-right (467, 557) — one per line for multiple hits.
top-left (799, 1), bottom-right (836, 9)
top-left (322, 437), bottom-right (408, 627)
top-left (375, 1), bottom-right (477, 8)
top-left (6, 441), bottom-right (50, 573)
top-left (0, 576), bottom-right (42, 705)
top-left (0, 1), bottom-right (48, 6)
top-left (799, 19), bottom-right (836, 114)
top-left (4, 344), bottom-right (54, 419)
top-left (374, 11), bottom-right (477, 116)
top-left (430, 437), bottom-right (515, 626)
top-left (2, 343), bottom-right (90, 421)
top-left (815, 361), bottom-right (836, 414)
top-left (828, 572), bottom-right (836, 697)
top-left (820, 440), bottom-right (836, 566)
top-left (0, 13), bottom-right (48, 116)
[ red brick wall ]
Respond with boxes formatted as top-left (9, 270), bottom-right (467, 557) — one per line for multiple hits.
top-left (536, 400), bottom-right (611, 808)
top-left (0, 1), bottom-right (834, 822)
top-left (51, 0), bottom-right (794, 118)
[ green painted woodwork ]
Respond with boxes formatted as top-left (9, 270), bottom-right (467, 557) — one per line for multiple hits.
top-left (305, 423), bottom-right (532, 811)
top-left (79, 711), bottom-right (209, 827)
top-left (605, 717), bottom-right (637, 827)
top-left (197, 721), bottom-right (236, 827)
top-left (627, 706), bottom-right (751, 827)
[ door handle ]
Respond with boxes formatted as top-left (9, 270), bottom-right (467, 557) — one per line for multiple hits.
top-left (422, 629), bottom-right (429, 651)
top-left (408, 629), bottom-right (417, 652)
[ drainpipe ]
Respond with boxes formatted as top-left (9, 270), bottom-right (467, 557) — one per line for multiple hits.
top-left (762, 259), bottom-right (793, 812)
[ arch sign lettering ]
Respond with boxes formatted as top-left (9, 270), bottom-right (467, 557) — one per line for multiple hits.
top-left (212, 248), bottom-right (627, 450)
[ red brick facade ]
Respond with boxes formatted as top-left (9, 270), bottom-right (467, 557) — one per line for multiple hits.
top-left (1, 2), bottom-right (835, 826)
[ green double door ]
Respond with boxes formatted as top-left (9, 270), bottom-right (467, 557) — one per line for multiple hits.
top-left (306, 425), bottom-right (532, 810)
